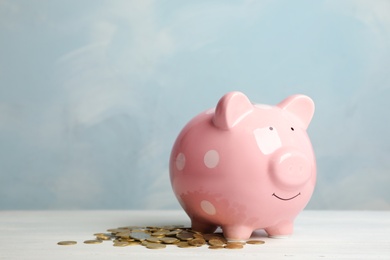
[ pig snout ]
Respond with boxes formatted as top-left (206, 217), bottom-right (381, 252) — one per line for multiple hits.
top-left (269, 148), bottom-right (312, 190)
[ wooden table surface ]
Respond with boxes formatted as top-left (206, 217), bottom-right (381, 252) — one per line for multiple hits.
top-left (1, 210), bottom-right (389, 259)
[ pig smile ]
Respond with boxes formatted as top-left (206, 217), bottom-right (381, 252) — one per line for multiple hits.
top-left (272, 192), bottom-right (301, 201)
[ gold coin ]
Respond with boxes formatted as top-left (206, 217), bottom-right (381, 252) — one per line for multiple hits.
top-left (127, 241), bottom-right (141, 246)
top-left (188, 238), bottom-right (206, 247)
top-left (131, 229), bottom-right (148, 233)
top-left (146, 226), bottom-right (158, 229)
top-left (227, 241), bottom-right (245, 245)
top-left (106, 228), bottom-right (121, 233)
top-left (203, 233), bottom-right (224, 241)
top-left (152, 230), bottom-right (169, 236)
top-left (165, 230), bottom-right (181, 236)
top-left (176, 231), bottom-right (193, 241)
top-left (116, 231), bottom-right (131, 238)
top-left (95, 232), bottom-right (111, 236)
top-left (84, 239), bottom-right (102, 244)
top-left (208, 238), bottom-right (225, 246)
top-left (109, 228), bottom-right (129, 234)
top-left (177, 241), bottom-right (195, 248)
top-left (202, 234), bottom-right (214, 241)
top-left (225, 242), bottom-right (244, 249)
top-left (151, 235), bottom-right (165, 238)
top-left (57, 240), bottom-right (77, 246)
top-left (146, 237), bottom-right (162, 243)
top-left (145, 242), bottom-right (166, 249)
top-left (208, 245), bottom-right (224, 250)
top-left (160, 237), bottom-right (179, 244)
top-left (246, 240), bottom-right (265, 245)
top-left (193, 233), bottom-right (204, 239)
top-left (94, 233), bottom-right (111, 240)
top-left (113, 241), bottom-right (130, 247)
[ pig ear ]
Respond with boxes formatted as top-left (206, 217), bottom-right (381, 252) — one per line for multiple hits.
top-left (277, 95), bottom-right (315, 129)
top-left (213, 91), bottom-right (254, 130)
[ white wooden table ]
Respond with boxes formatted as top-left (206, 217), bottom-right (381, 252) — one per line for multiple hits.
top-left (1, 210), bottom-right (389, 259)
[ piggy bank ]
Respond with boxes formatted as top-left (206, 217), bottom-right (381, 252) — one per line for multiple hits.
top-left (169, 91), bottom-right (316, 241)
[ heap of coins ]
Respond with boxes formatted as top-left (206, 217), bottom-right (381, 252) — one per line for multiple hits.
top-left (57, 225), bottom-right (265, 250)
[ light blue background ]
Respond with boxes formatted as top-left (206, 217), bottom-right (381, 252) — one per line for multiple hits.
top-left (1, 0), bottom-right (389, 210)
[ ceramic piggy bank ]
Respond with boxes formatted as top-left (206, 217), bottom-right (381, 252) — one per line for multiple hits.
top-left (169, 91), bottom-right (316, 241)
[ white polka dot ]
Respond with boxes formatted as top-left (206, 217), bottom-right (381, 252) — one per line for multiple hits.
top-left (175, 153), bottom-right (185, 171)
top-left (200, 200), bottom-right (216, 215)
top-left (204, 150), bottom-right (219, 168)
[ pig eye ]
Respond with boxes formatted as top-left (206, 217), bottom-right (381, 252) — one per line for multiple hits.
top-left (269, 126), bottom-right (274, 131)
top-left (291, 127), bottom-right (294, 131)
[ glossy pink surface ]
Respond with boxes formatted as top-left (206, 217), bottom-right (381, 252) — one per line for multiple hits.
top-left (169, 91), bottom-right (316, 240)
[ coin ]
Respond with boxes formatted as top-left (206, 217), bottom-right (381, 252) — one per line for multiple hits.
top-left (94, 233), bottom-right (112, 240)
top-left (176, 231), bottom-right (193, 241)
top-left (177, 241), bottom-right (195, 248)
top-left (131, 229), bottom-right (148, 232)
top-left (152, 230), bottom-right (169, 237)
top-left (84, 239), bottom-right (102, 244)
top-left (146, 237), bottom-right (162, 243)
top-left (145, 242), bottom-right (166, 249)
top-left (188, 238), bottom-right (206, 247)
top-left (127, 241), bottom-right (141, 246)
top-left (165, 230), bottom-right (181, 236)
top-left (208, 238), bottom-right (225, 246)
top-left (203, 233), bottom-right (223, 241)
top-left (107, 228), bottom-right (122, 233)
top-left (57, 240), bottom-right (77, 246)
top-left (246, 240), bottom-right (265, 245)
top-left (160, 237), bottom-right (179, 244)
top-left (117, 233), bottom-right (132, 239)
top-left (193, 233), bottom-right (204, 239)
top-left (113, 241), bottom-right (130, 247)
top-left (225, 242), bottom-right (244, 249)
top-left (203, 234), bottom-right (214, 241)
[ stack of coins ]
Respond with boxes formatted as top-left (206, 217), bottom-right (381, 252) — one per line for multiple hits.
top-left (57, 225), bottom-right (265, 250)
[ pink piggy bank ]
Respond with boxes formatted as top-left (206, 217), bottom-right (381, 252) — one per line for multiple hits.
top-left (169, 91), bottom-right (316, 241)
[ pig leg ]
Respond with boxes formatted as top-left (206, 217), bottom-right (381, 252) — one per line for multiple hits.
top-left (191, 218), bottom-right (218, 234)
top-left (265, 220), bottom-right (293, 238)
top-left (222, 225), bottom-right (253, 242)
